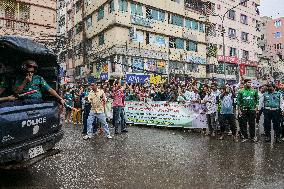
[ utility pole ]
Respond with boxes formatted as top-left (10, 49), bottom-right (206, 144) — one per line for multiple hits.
top-left (212, 0), bottom-right (250, 84)
top-left (81, 0), bottom-right (87, 82)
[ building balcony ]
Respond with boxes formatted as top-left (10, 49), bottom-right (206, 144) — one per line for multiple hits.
top-left (184, 0), bottom-right (207, 15)
top-left (0, 18), bottom-right (30, 31)
top-left (87, 12), bottom-right (206, 44)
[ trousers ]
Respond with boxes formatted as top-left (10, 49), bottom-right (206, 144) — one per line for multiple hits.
top-left (219, 114), bottom-right (236, 136)
top-left (263, 109), bottom-right (281, 139)
top-left (239, 110), bottom-right (256, 139)
top-left (113, 106), bottom-right (126, 132)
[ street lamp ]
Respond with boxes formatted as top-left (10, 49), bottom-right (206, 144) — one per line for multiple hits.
top-left (208, 0), bottom-right (250, 83)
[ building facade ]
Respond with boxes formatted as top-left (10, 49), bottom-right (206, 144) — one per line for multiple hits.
top-left (259, 16), bottom-right (284, 80)
top-left (205, 0), bottom-right (261, 83)
top-left (59, 0), bottom-right (261, 84)
top-left (0, 0), bottom-right (57, 43)
top-left (59, 0), bottom-right (211, 83)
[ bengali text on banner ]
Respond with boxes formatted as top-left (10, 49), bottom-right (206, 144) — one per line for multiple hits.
top-left (125, 101), bottom-right (208, 128)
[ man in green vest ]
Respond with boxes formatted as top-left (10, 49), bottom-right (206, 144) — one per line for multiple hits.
top-left (237, 79), bottom-right (259, 142)
top-left (257, 84), bottom-right (283, 143)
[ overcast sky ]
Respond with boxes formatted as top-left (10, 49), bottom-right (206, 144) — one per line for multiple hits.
top-left (259, 0), bottom-right (284, 18)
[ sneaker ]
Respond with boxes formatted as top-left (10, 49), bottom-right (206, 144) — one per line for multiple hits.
top-left (241, 139), bottom-right (248, 143)
top-left (121, 129), bottom-right (128, 133)
top-left (107, 135), bottom-right (112, 139)
top-left (265, 137), bottom-right (271, 142)
top-left (83, 135), bottom-right (92, 140)
top-left (251, 137), bottom-right (258, 143)
top-left (227, 131), bottom-right (232, 136)
top-left (282, 138), bottom-right (284, 141)
top-left (218, 135), bottom-right (224, 140)
top-left (233, 136), bottom-right (239, 142)
top-left (275, 138), bottom-right (281, 143)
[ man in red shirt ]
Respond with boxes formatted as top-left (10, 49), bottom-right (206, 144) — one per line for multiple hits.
top-left (112, 78), bottom-right (127, 134)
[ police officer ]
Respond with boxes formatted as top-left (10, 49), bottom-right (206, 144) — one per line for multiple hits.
top-left (14, 60), bottom-right (64, 104)
top-left (257, 84), bottom-right (284, 143)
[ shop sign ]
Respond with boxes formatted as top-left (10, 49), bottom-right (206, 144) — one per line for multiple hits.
top-left (186, 56), bottom-right (206, 64)
top-left (238, 59), bottom-right (258, 66)
top-left (100, 73), bottom-right (108, 80)
top-left (126, 74), bottom-right (150, 84)
top-left (217, 56), bottom-right (238, 64)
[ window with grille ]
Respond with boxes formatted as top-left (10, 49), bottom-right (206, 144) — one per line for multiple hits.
top-left (228, 10), bottom-right (235, 20)
top-left (240, 14), bottom-right (248, 24)
top-left (98, 33), bottom-right (105, 46)
top-left (228, 28), bottom-right (236, 38)
top-left (241, 32), bottom-right (249, 42)
top-left (0, 0), bottom-right (30, 30)
top-left (229, 47), bottom-right (237, 56)
top-left (169, 37), bottom-right (184, 49)
top-left (242, 50), bottom-right (249, 60)
top-left (86, 16), bottom-right (92, 29)
top-left (131, 2), bottom-right (143, 16)
top-left (97, 6), bottom-right (104, 21)
top-left (75, 0), bottom-right (82, 13)
top-left (119, 0), bottom-right (128, 12)
top-left (146, 7), bottom-right (165, 22)
top-left (186, 40), bottom-right (198, 52)
top-left (109, 0), bottom-right (115, 13)
top-left (170, 14), bottom-right (184, 27)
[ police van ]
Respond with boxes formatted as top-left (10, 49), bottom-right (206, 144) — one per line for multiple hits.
top-left (0, 36), bottom-right (63, 169)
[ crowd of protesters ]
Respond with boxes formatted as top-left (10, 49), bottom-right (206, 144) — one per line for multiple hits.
top-left (63, 77), bottom-right (284, 143)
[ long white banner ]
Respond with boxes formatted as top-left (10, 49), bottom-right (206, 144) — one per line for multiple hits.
top-left (125, 101), bottom-right (208, 128)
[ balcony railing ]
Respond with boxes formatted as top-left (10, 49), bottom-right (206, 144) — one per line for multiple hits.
top-left (0, 18), bottom-right (30, 31)
top-left (184, 0), bottom-right (206, 15)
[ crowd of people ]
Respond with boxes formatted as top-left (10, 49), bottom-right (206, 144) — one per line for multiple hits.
top-left (63, 76), bottom-right (284, 143)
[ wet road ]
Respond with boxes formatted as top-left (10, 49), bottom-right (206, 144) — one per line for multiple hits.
top-left (1, 125), bottom-right (284, 189)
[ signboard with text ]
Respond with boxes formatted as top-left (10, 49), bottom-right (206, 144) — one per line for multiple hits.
top-left (126, 74), bottom-right (150, 84)
top-left (125, 101), bottom-right (207, 128)
top-left (217, 56), bottom-right (239, 64)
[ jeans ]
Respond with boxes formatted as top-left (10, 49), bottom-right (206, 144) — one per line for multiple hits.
top-left (83, 103), bottom-right (91, 134)
top-left (219, 114), bottom-right (236, 136)
top-left (239, 110), bottom-right (256, 139)
top-left (87, 111), bottom-right (110, 136)
top-left (206, 113), bottom-right (216, 134)
top-left (113, 106), bottom-right (126, 133)
top-left (263, 109), bottom-right (281, 139)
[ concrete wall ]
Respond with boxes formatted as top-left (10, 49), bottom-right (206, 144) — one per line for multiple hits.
top-left (0, 0), bottom-right (56, 38)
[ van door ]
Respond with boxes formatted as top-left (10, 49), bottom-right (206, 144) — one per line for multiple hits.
top-left (0, 101), bottom-right (61, 148)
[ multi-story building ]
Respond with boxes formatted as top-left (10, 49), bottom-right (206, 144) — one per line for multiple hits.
top-left (259, 16), bottom-right (284, 80)
top-left (0, 0), bottom-right (57, 44)
top-left (205, 0), bottom-right (261, 83)
top-left (60, 0), bottom-right (210, 83)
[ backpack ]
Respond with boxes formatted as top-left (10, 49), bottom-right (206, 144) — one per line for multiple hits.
top-left (222, 94), bottom-right (233, 112)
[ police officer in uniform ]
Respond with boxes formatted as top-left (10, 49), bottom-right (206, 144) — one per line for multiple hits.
top-left (258, 84), bottom-right (284, 143)
top-left (14, 59), bottom-right (65, 104)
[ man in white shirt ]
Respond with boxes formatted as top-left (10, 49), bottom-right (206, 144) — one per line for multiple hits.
top-left (202, 87), bottom-right (217, 136)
